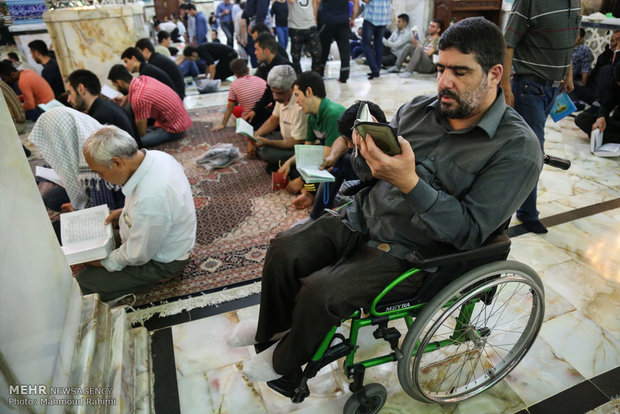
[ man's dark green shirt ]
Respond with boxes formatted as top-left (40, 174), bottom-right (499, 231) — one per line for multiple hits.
top-left (343, 89), bottom-right (543, 258)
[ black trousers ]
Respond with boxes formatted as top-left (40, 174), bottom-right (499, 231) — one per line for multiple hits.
top-left (255, 215), bottom-right (426, 375)
top-left (318, 22), bottom-right (351, 82)
top-left (574, 108), bottom-right (620, 144)
top-left (289, 27), bottom-right (322, 74)
top-left (215, 53), bottom-right (237, 80)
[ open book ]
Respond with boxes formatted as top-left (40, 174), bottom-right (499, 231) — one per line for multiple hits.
top-left (60, 204), bottom-right (114, 265)
top-left (101, 84), bottom-right (122, 100)
top-left (591, 128), bottom-right (620, 157)
top-left (294, 145), bottom-right (335, 183)
top-left (38, 99), bottom-right (65, 112)
top-left (35, 166), bottom-right (64, 186)
top-left (236, 118), bottom-right (262, 143)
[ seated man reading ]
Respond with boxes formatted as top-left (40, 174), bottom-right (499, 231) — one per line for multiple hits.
top-left (245, 65), bottom-right (308, 171)
top-left (108, 64), bottom-right (192, 147)
top-left (76, 126), bottom-right (196, 302)
top-left (277, 71), bottom-right (346, 209)
top-left (228, 17), bottom-right (544, 392)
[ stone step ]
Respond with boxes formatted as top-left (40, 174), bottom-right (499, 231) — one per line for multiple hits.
top-left (106, 307), bottom-right (135, 414)
top-left (69, 294), bottom-right (113, 414)
top-left (132, 327), bottom-right (154, 414)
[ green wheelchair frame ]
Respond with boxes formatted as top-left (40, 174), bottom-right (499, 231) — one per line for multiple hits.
top-left (284, 234), bottom-right (546, 414)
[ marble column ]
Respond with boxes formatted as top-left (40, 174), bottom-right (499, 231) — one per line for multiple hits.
top-left (42, 4), bottom-right (148, 84)
top-left (0, 94), bottom-right (77, 412)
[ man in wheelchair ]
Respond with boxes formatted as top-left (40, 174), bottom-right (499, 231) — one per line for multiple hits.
top-left (230, 17), bottom-right (544, 403)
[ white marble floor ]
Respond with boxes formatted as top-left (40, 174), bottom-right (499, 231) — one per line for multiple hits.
top-left (158, 58), bottom-right (620, 413)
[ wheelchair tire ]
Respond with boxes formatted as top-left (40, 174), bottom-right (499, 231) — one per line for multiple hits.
top-left (343, 383), bottom-right (387, 414)
top-left (397, 260), bottom-right (544, 404)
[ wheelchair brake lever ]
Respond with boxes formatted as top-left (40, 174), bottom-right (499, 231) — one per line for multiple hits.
top-left (544, 154), bottom-right (571, 170)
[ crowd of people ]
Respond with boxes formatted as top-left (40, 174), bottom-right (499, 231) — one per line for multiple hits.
top-left (2, 0), bottom-right (620, 399)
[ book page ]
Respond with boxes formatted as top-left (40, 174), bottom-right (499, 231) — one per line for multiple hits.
top-left (294, 145), bottom-right (324, 169)
top-left (236, 118), bottom-right (255, 137)
top-left (591, 128), bottom-right (603, 153)
top-left (38, 99), bottom-right (65, 112)
top-left (101, 85), bottom-right (121, 100)
top-left (357, 102), bottom-right (372, 122)
top-left (35, 166), bottom-right (64, 186)
top-left (60, 205), bottom-right (111, 246)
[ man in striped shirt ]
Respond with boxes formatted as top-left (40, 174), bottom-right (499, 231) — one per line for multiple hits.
top-left (213, 58), bottom-right (267, 130)
top-left (108, 64), bottom-right (192, 148)
top-left (501, 0), bottom-right (581, 234)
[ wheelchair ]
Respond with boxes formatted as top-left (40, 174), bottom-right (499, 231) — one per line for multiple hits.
top-left (275, 232), bottom-right (545, 413)
top-left (265, 155), bottom-right (570, 413)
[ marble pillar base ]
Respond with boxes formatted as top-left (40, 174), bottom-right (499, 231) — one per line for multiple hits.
top-left (46, 291), bottom-right (153, 413)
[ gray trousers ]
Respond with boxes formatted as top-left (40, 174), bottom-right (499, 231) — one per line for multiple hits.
top-left (76, 258), bottom-right (189, 301)
top-left (256, 131), bottom-right (295, 167)
top-left (255, 215), bottom-right (426, 375)
top-left (396, 44), bottom-right (436, 74)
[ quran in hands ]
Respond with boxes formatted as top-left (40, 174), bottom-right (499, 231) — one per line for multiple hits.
top-left (294, 145), bottom-right (335, 183)
top-left (236, 118), bottom-right (262, 144)
top-left (353, 102), bottom-right (401, 156)
top-left (60, 204), bottom-right (114, 266)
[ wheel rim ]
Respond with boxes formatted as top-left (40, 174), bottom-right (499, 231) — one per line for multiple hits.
top-left (411, 273), bottom-right (544, 403)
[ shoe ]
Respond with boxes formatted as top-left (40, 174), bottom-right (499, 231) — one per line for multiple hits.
top-left (521, 220), bottom-right (548, 234)
top-left (399, 71), bottom-right (413, 78)
top-left (266, 367), bottom-right (307, 400)
top-left (385, 66), bottom-right (400, 73)
top-left (337, 78), bottom-right (347, 84)
top-left (368, 72), bottom-right (380, 80)
top-left (227, 320), bottom-right (258, 347)
top-left (242, 341), bottom-right (282, 382)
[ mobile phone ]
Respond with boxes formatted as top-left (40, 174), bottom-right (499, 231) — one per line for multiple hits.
top-left (354, 121), bottom-right (402, 156)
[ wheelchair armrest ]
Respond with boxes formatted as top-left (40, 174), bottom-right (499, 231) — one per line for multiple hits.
top-left (405, 234), bottom-right (511, 269)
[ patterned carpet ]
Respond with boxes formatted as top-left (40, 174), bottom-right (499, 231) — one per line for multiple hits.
top-left (132, 106), bottom-right (307, 305)
top-left (32, 106), bottom-right (307, 306)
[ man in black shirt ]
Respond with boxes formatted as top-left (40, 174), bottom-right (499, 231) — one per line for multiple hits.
top-left (195, 43), bottom-right (238, 80)
top-left (135, 38), bottom-right (186, 100)
top-left (65, 69), bottom-right (137, 143)
top-left (121, 47), bottom-right (179, 96)
top-left (28, 40), bottom-right (65, 97)
top-left (250, 22), bottom-right (289, 60)
top-left (245, 33), bottom-right (293, 126)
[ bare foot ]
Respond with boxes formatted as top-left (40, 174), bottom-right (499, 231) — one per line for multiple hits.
top-left (292, 190), bottom-right (315, 209)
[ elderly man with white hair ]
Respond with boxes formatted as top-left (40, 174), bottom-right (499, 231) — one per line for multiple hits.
top-left (246, 64), bottom-right (308, 172)
top-left (76, 125), bottom-right (196, 302)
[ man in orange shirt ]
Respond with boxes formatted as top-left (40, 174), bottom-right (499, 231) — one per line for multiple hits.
top-left (0, 60), bottom-right (55, 120)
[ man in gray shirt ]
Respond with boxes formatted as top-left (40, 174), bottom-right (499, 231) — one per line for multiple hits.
top-left (501, 0), bottom-right (581, 233)
top-left (234, 17), bottom-right (543, 390)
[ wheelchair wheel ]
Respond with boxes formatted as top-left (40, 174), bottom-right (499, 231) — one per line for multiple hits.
top-left (343, 383), bottom-right (387, 414)
top-left (397, 260), bottom-right (544, 404)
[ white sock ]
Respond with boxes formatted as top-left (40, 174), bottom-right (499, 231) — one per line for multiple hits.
top-left (227, 320), bottom-right (258, 347)
top-left (241, 341), bottom-right (282, 382)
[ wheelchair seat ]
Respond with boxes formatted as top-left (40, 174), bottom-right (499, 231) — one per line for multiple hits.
top-left (372, 233), bottom-right (512, 315)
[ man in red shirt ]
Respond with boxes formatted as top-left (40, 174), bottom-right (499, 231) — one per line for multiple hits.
top-left (0, 60), bottom-right (54, 120)
top-left (107, 65), bottom-right (192, 147)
